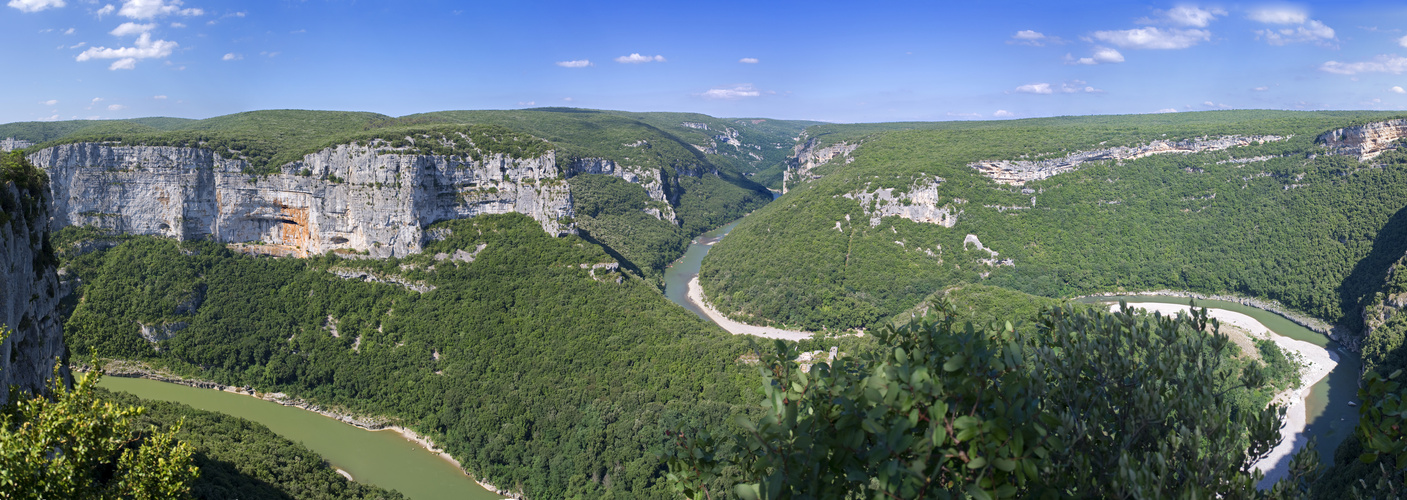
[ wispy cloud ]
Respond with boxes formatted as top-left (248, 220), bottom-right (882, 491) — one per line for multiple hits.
top-left (517, 101), bottom-right (535, 106)
top-left (1008, 29), bottom-right (1064, 46)
top-left (1154, 108), bottom-right (1180, 113)
top-left (39, 99), bottom-right (58, 106)
top-left (1252, 86), bottom-right (1269, 91)
top-left (1143, 5), bottom-right (1226, 27)
top-left (1092, 27), bottom-right (1210, 49)
top-left (75, 32), bottom-right (177, 70)
top-left (555, 59), bottom-right (591, 68)
top-left (109, 22), bottom-right (155, 36)
top-left (1066, 46), bottom-right (1124, 65)
top-left (1321, 55), bottom-right (1407, 75)
top-left (699, 84), bottom-right (763, 99)
top-left (107, 104), bottom-right (125, 111)
top-left (152, 94), bottom-right (167, 99)
top-left (993, 109), bottom-right (1014, 118)
top-left (119, 0), bottom-right (202, 19)
top-left (7, 0), bottom-right (65, 13)
top-left (95, 3), bottom-right (113, 17)
top-left (615, 53), bottom-right (665, 64)
top-left (1392, 86), bottom-right (1406, 94)
top-left (221, 52), bottom-right (241, 61)
top-left (1014, 81), bottom-right (1104, 94)
top-left (1248, 7), bottom-right (1307, 25)
top-left (739, 57), bottom-right (759, 64)
top-left (1256, 20), bottom-right (1336, 45)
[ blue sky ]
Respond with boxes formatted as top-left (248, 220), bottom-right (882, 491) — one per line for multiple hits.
top-left (3, 0), bottom-right (1407, 124)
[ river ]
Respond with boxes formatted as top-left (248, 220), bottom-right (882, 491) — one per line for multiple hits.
top-left (661, 202), bottom-right (1362, 483)
top-left (1081, 296), bottom-right (1362, 472)
top-left (99, 376), bottom-right (502, 500)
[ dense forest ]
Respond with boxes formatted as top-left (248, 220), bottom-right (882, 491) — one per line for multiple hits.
top-left (55, 214), bottom-right (808, 498)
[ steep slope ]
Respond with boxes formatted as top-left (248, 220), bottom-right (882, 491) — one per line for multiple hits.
top-left (0, 152), bottom-right (65, 404)
top-left (58, 214), bottom-right (763, 498)
top-left (701, 110), bottom-right (1407, 335)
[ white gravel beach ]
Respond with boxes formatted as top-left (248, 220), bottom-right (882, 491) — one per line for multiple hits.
top-left (1110, 302), bottom-right (1337, 485)
top-left (686, 276), bottom-right (816, 340)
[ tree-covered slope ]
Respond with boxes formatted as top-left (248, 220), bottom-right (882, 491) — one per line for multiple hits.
top-left (57, 214), bottom-right (774, 498)
top-left (702, 110), bottom-right (1407, 332)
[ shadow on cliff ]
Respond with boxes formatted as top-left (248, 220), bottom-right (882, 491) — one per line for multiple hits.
top-left (1339, 202), bottom-right (1407, 333)
top-left (575, 229), bottom-right (646, 279)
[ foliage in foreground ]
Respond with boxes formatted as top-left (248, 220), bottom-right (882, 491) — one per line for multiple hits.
top-left (0, 326), bottom-right (198, 499)
top-left (664, 301), bottom-right (1304, 499)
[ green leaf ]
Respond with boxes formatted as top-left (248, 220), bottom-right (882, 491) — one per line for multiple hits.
top-left (943, 354), bottom-right (966, 372)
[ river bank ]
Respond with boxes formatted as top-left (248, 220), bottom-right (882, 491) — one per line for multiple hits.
top-left (1080, 289), bottom-right (1356, 350)
top-left (685, 276), bottom-right (816, 340)
top-left (87, 360), bottom-right (519, 499)
top-left (1107, 302), bottom-right (1340, 486)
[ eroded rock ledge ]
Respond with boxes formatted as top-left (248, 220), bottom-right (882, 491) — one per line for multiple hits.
top-left (845, 177), bottom-right (959, 228)
top-left (1318, 118), bottom-right (1407, 161)
top-left (970, 135), bottom-right (1287, 186)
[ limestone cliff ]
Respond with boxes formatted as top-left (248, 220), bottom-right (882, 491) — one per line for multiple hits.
top-left (0, 159), bottom-right (65, 404)
top-left (29, 142), bottom-right (684, 258)
top-left (784, 136), bottom-right (858, 192)
top-left (970, 135), bottom-right (1287, 186)
top-left (845, 177), bottom-right (958, 228)
top-left (1318, 119), bottom-right (1407, 161)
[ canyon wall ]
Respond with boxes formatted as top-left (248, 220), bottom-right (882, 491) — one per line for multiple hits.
top-left (29, 142), bottom-right (675, 258)
top-left (0, 166), bottom-right (65, 404)
top-left (1318, 119), bottom-right (1407, 161)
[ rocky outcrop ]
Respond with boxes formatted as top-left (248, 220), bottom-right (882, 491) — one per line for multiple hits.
top-left (785, 136), bottom-right (858, 192)
top-left (1, 138), bottom-right (34, 152)
top-left (845, 177), bottom-right (958, 228)
top-left (0, 167), bottom-right (66, 405)
top-left (565, 158), bottom-right (678, 224)
top-left (970, 135), bottom-right (1288, 186)
top-left (1319, 119), bottom-right (1407, 161)
top-left (30, 142), bottom-right (597, 258)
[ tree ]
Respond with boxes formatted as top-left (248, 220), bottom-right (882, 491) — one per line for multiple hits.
top-left (664, 301), bottom-right (1297, 499)
top-left (1350, 369), bottom-right (1407, 498)
top-left (0, 325), bottom-right (199, 499)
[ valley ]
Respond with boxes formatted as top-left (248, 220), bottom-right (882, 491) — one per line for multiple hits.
top-left (3, 108), bottom-right (1406, 498)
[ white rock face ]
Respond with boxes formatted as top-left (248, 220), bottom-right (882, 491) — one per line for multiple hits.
top-left (846, 177), bottom-right (957, 228)
top-left (0, 138), bottom-right (34, 152)
top-left (1319, 119), bottom-right (1407, 161)
top-left (565, 157), bottom-right (678, 224)
top-left (970, 135), bottom-right (1287, 186)
top-left (0, 179), bottom-right (65, 405)
top-left (30, 143), bottom-right (583, 258)
top-left (785, 137), bottom-right (858, 193)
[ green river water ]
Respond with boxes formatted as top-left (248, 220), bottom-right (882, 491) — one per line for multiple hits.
top-left (99, 376), bottom-right (502, 500)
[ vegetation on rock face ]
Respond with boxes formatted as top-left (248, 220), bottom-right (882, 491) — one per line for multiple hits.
top-left (55, 214), bottom-right (805, 498)
top-left (1, 326), bottom-right (199, 499)
top-left (664, 301), bottom-right (1301, 499)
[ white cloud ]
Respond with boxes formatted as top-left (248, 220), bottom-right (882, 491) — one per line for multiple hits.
top-left (1015, 83), bottom-right (1053, 94)
top-left (7, 0), bottom-right (65, 13)
top-left (91, 97), bottom-right (103, 103)
top-left (260, 51), bottom-right (279, 58)
top-left (1253, 86), bottom-right (1269, 91)
top-left (109, 22), bottom-right (155, 36)
top-left (555, 59), bottom-right (591, 68)
top-left (40, 99), bottom-right (58, 105)
top-left (1392, 86), bottom-right (1406, 94)
top-left (95, 3), bottom-right (113, 17)
top-left (221, 52), bottom-right (241, 61)
top-left (1248, 7), bottom-right (1308, 24)
top-left (946, 112), bottom-right (982, 118)
top-left (1321, 55), bottom-right (1407, 75)
top-left (75, 32), bottom-right (177, 69)
top-left (517, 101), bottom-right (535, 106)
top-left (107, 104), bottom-right (125, 111)
top-left (1398, 35), bottom-right (1407, 48)
top-left (562, 97), bottom-right (573, 102)
top-left (993, 109), bottom-right (1014, 117)
top-left (739, 57), bottom-right (759, 64)
top-left (1067, 46), bottom-right (1124, 65)
top-left (615, 53), bottom-right (665, 63)
top-left (69, 42), bottom-right (85, 49)
top-left (290, 29), bottom-right (305, 34)
top-left (1153, 5), bottom-right (1226, 27)
top-left (1155, 108), bottom-right (1180, 113)
top-left (119, 0), bottom-right (202, 19)
top-left (1010, 30), bottom-right (1045, 45)
top-left (153, 94), bottom-right (167, 99)
top-left (700, 84), bottom-right (762, 100)
top-left (63, 27), bottom-right (73, 35)
top-left (169, 22), bottom-right (183, 28)
top-left (1092, 27), bottom-right (1210, 49)
top-left (1257, 19), bottom-right (1336, 45)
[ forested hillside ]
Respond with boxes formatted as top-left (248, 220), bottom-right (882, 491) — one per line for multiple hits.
top-left (55, 214), bottom-right (793, 498)
top-left (703, 110), bottom-right (1407, 332)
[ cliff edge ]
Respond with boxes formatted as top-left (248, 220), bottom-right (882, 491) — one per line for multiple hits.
top-left (0, 153), bottom-right (66, 404)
